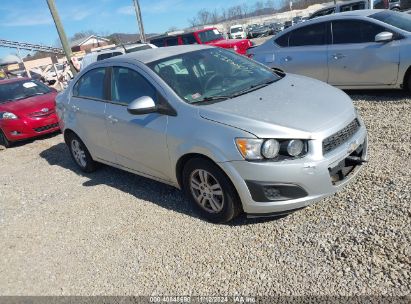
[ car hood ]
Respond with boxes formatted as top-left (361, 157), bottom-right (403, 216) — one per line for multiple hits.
top-left (0, 92), bottom-right (57, 117)
top-left (198, 74), bottom-right (356, 139)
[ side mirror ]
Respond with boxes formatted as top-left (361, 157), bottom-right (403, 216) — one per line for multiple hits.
top-left (375, 32), bottom-right (393, 43)
top-left (127, 96), bottom-right (157, 115)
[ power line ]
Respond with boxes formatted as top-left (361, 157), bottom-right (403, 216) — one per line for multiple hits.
top-left (0, 39), bottom-right (64, 54)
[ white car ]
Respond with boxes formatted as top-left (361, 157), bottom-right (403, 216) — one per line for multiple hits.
top-left (229, 25), bottom-right (247, 39)
top-left (80, 43), bottom-right (157, 70)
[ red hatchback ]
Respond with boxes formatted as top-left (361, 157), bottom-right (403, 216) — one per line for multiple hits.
top-left (0, 78), bottom-right (60, 147)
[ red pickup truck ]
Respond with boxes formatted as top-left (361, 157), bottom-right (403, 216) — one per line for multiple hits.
top-left (150, 28), bottom-right (253, 55)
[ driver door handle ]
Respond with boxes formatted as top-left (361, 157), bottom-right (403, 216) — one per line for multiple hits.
top-left (107, 115), bottom-right (118, 124)
top-left (332, 53), bottom-right (346, 60)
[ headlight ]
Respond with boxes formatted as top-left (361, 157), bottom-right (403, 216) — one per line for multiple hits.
top-left (0, 112), bottom-right (18, 120)
top-left (235, 138), bottom-right (263, 160)
top-left (261, 139), bottom-right (280, 158)
top-left (287, 139), bottom-right (304, 157)
top-left (236, 138), bottom-right (308, 161)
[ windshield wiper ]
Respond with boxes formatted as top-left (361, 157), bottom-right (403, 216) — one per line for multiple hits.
top-left (191, 95), bottom-right (231, 105)
top-left (190, 79), bottom-right (277, 105)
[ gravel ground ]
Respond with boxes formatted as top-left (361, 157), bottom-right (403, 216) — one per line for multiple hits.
top-left (0, 91), bottom-right (410, 296)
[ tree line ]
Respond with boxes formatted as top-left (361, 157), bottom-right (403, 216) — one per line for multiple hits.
top-left (187, 0), bottom-right (328, 27)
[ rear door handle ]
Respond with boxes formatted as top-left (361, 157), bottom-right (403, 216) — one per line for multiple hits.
top-left (71, 105), bottom-right (79, 112)
top-left (284, 56), bottom-right (292, 62)
top-left (107, 115), bottom-right (118, 124)
top-left (332, 53), bottom-right (346, 60)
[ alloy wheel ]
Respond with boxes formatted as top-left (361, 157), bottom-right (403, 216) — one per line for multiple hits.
top-left (189, 169), bottom-right (224, 213)
top-left (71, 139), bottom-right (87, 168)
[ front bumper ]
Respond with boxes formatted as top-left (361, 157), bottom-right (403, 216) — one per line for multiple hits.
top-left (1, 114), bottom-right (60, 142)
top-left (218, 125), bottom-right (368, 215)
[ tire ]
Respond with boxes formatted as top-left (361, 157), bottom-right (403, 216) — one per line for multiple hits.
top-left (182, 158), bottom-right (242, 223)
top-left (67, 133), bottom-right (98, 173)
top-left (0, 129), bottom-right (11, 148)
top-left (406, 72), bottom-right (411, 92)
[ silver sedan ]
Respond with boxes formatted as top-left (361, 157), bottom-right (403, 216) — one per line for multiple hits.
top-left (248, 10), bottom-right (411, 91)
top-left (56, 45), bottom-right (368, 223)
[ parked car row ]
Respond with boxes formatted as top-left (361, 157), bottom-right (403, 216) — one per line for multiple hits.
top-left (249, 10), bottom-right (411, 91)
top-left (150, 28), bottom-right (253, 55)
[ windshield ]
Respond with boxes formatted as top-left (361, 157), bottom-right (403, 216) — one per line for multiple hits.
top-left (0, 79), bottom-right (51, 104)
top-left (197, 29), bottom-right (223, 43)
top-left (370, 11), bottom-right (411, 32)
top-left (231, 27), bottom-right (243, 33)
top-left (148, 48), bottom-right (281, 104)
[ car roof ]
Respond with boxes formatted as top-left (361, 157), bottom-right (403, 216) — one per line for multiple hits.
top-left (285, 9), bottom-right (383, 29)
top-left (104, 44), bottom-right (214, 65)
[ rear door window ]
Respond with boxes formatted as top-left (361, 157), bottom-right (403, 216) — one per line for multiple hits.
top-left (332, 20), bottom-right (387, 44)
top-left (111, 67), bottom-right (157, 105)
top-left (165, 37), bottom-right (179, 46)
top-left (181, 34), bottom-right (198, 44)
top-left (73, 68), bottom-right (107, 100)
top-left (151, 38), bottom-right (165, 47)
top-left (288, 23), bottom-right (327, 46)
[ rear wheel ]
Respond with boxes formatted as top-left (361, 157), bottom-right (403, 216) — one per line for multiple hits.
top-left (182, 158), bottom-right (242, 223)
top-left (67, 133), bottom-right (97, 173)
top-left (0, 129), bottom-right (11, 148)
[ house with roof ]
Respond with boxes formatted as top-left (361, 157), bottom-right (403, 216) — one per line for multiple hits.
top-left (70, 35), bottom-right (110, 53)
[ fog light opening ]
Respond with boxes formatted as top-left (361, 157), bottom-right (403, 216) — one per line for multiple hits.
top-left (263, 186), bottom-right (282, 200)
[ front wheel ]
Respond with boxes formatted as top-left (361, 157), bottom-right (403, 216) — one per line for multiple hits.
top-left (183, 158), bottom-right (242, 223)
top-left (0, 129), bottom-right (11, 148)
top-left (67, 133), bottom-right (98, 173)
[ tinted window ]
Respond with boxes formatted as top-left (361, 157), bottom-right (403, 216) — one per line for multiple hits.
top-left (181, 34), bottom-right (198, 44)
top-left (111, 67), bottom-right (156, 104)
top-left (310, 7), bottom-right (336, 19)
top-left (275, 33), bottom-right (289, 47)
top-left (197, 29), bottom-right (223, 43)
top-left (151, 38), bottom-right (165, 47)
top-left (165, 37), bottom-right (179, 46)
top-left (289, 23), bottom-right (327, 46)
top-left (371, 11), bottom-right (411, 32)
top-left (73, 68), bottom-right (106, 100)
top-left (340, 1), bottom-right (366, 11)
top-left (332, 20), bottom-right (386, 44)
top-left (96, 52), bottom-right (122, 61)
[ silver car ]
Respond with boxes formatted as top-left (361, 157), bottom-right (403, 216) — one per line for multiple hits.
top-left (248, 10), bottom-right (411, 90)
top-left (56, 45), bottom-right (368, 223)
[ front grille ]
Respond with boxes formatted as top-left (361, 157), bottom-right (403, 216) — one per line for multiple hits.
top-left (33, 123), bottom-right (59, 133)
top-left (323, 119), bottom-right (360, 155)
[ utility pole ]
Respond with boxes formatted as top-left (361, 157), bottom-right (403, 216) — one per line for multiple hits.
top-left (132, 0), bottom-right (146, 43)
top-left (46, 0), bottom-right (77, 75)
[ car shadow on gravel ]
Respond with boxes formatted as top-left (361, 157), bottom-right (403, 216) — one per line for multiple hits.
top-left (345, 89), bottom-right (410, 101)
top-left (40, 142), bottom-right (287, 225)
